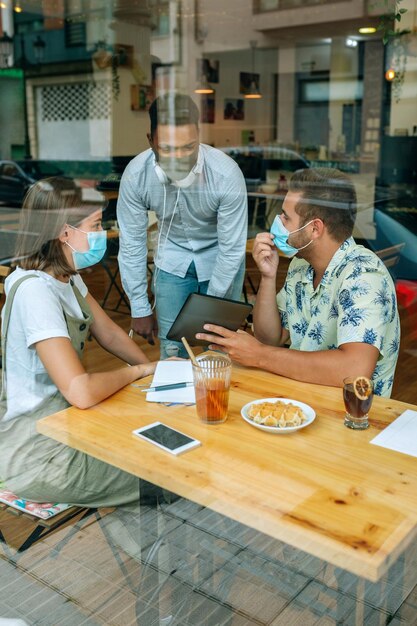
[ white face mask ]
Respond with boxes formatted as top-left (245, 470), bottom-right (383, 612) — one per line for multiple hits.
top-left (154, 148), bottom-right (202, 188)
top-left (158, 154), bottom-right (196, 182)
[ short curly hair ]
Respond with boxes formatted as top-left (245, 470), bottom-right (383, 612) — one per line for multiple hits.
top-left (289, 167), bottom-right (357, 242)
top-left (149, 93), bottom-right (200, 138)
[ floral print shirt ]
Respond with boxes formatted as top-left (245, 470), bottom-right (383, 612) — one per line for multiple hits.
top-left (276, 237), bottom-right (400, 397)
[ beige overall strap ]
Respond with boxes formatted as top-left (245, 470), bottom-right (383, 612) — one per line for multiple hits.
top-left (1, 275), bottom-right (38, 401)
top-left (69, 280), bottom-right (93, 320)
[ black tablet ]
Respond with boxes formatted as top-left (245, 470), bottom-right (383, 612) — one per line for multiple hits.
top-left (167, 293), bottom-right (253, 346)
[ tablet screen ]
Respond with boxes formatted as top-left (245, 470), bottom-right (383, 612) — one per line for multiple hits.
top-left (167, 293), bottom-right (252, 346)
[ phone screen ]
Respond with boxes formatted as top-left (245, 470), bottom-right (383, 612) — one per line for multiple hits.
top-left (136, 423), bottom-right (196, 451)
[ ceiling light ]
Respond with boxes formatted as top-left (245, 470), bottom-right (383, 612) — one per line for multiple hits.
top-left (358, 27), bottom-right (376, 34)
top-left (194, 73), bottom-right (214, 94)
top-left (385, 68), bottom-right (396, 81)
top-left (14, 0), bottom-right (22, 11)
top-left (0, 2), bottom-right (7, 8)
top-left (245, 82), bottom-right (263, 99)
top-left (244, 41), bottom-right (262, 100)
top-left (346, 38), bottom-right (358, 48)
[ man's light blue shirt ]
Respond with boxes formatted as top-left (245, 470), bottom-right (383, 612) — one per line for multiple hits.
top-left (117, 144), bottom-right (248, 317)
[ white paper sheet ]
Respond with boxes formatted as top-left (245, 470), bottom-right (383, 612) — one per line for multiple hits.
top-left (146, 360), bottom-right (195, 403)
top-left (370, 410), bottom-right (417, 458)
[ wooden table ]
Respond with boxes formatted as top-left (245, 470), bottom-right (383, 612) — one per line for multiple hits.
top-left (37, 367), bottom-right (417, 583)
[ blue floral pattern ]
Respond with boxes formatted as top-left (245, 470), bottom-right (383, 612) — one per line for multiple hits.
top-left (276, 237), bottom-right (400, 397)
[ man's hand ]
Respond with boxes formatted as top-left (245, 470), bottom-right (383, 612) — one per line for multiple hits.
top-left (131, 314), bottom-right (158, 345)
top-left (196, 324), bottom-right (263, 367)
top-left (252, 232), bottom-right (279, 279)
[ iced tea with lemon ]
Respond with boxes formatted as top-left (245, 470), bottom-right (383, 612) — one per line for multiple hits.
top-left (343, 376), bottom-right (374, 430)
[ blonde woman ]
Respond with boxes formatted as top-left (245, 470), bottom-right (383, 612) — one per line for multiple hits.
top-left (0, 178), bottom-right (156, 506)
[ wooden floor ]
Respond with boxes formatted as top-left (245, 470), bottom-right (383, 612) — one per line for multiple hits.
top-left (81, 257), bottom-right (417, 406)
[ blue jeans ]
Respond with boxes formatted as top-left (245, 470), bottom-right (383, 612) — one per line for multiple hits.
top-left (153, 261), bottom-right (245, 359)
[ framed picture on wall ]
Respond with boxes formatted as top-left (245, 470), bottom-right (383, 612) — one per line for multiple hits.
top-left (130, 85), bottom-right (154, 111)
top-left (224, 98), bottom-right (244, 120)
top-left (201, 95), bottom-right (215, 123)
top-left (240, 71), bottom-right (260, 95)
top-left (196, 58), bottom-right (220, 83)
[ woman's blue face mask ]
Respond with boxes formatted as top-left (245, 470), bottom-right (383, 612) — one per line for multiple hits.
top-left (66, 226), bottom-right (107, 270)
top-left (270, 215), bottom-right (314, 257)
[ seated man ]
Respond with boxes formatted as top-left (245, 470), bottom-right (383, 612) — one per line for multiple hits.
top-left (197, 168), bottom-right (400, 397)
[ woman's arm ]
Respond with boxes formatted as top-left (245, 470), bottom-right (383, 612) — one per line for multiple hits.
top-left (86, 293), bottom-right (150, 365)
top-left (35, 336), bottom-right (156, 409)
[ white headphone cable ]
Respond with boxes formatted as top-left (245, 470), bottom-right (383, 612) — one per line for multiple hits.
top-left (151, 185), bottom-right (180, 311)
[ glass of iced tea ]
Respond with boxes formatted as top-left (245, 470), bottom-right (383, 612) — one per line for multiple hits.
top-left (192, 354), bottom-right (232, 424)
top-left (343, 376), bottom-right (374, 430)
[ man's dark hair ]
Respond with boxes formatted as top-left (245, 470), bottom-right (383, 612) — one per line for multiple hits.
top-left (149, 94), bottom-right (200, 138)
top-left (289, 167), bottom-right (357, 241)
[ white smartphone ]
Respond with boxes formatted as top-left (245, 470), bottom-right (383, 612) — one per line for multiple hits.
top-left (132, 422), bottom-right (201, 456)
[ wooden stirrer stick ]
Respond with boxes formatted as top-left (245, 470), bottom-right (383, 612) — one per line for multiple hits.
top-left (181, 337), bottom-right (198, 366)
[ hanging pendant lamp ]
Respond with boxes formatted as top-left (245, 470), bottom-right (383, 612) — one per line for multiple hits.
top-left (245, 41), bottom-right (262, 99)
top-left (194, 69), bottom-right (214, 95)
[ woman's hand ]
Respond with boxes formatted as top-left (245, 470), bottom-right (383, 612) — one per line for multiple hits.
top-left (252, 232), bottom-right (279, 279)
top-left (136, 361), bottom-right (158, 379)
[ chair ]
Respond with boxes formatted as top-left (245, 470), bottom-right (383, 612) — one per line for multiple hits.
top-left (243, 239), bottom-right (291, 311)
top-left (375, 243), bottom-right (417, 341)
top-left (101, 223), bottom-right (158, 311)
top-left (243, 239), bottom-right (259, 304)
top-left (249, 182), bottom-right (285, 231)
top-left (1, 265), bottom-right (11, 369)
top-left (375, 243), bottom-right (405, 273)
top-left (100, 230), bottom-right (131, 311)
top-left (0, 500), bottom-right (96, 552)
top-left (396, 279), bottom-right (417, 342)
top-left (0, 264), bottom-right (10, 297)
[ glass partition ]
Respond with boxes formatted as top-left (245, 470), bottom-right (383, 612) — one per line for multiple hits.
top-left (0, 1), bottom-right (417, 618)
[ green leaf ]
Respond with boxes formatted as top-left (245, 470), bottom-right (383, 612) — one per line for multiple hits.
top-left (399, 8), bottom-right (407, 13)
top-left (395, 13), bottom-right (402, 20)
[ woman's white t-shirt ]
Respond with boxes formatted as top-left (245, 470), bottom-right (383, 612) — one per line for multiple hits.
top-left (1, 268), bottom-right (88, 422)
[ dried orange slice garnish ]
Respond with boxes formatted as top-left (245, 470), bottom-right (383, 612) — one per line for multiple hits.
top-left (353, 376), bottom-right (373, 400)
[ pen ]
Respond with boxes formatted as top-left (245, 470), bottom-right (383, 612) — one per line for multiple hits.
top-left (141, 382), bottom-right (195, 393)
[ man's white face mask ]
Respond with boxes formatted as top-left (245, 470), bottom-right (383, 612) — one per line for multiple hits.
top-left (158, 153), bottom-right (198, 183)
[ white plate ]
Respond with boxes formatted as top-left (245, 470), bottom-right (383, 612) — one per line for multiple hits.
top-left (241, 397), bottom-right (316, 434)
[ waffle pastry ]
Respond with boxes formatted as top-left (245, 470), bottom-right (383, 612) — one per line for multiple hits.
top-left (248, 400), bottom-right (307, 428)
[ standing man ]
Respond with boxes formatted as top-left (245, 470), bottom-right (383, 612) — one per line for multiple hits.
top-left (117, 93), bottom-right (248, 358)
top-left (197, 168), bottom-right (400, 397)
